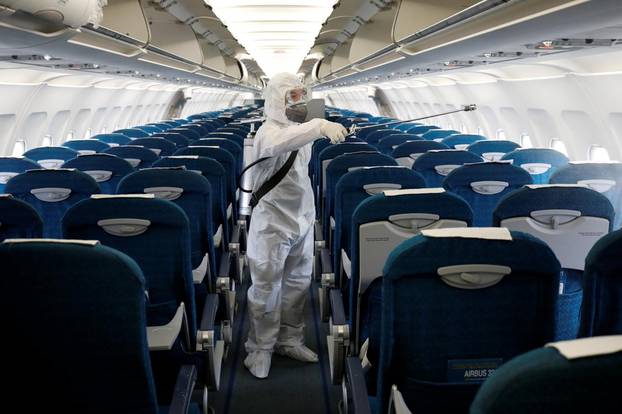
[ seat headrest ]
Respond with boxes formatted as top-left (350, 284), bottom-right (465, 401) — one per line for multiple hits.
top-left (422, 227), bottom-right (512, 241)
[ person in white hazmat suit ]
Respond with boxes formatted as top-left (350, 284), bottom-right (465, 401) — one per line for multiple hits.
top-left (244, 72), bottom-right (348, 379)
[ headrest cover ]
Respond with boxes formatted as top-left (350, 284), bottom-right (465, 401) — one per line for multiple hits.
top-left (422, 227), bottom-right (512, 241)
top-left (546, 335), bottom-right (622, 360)
top-left (91, 194), bottom-right (155, 199)
top-left (526, 184), bottom-right (587, 189)
top-left (384, 188), bottom-right (445, 197)
top-left (3, 238), bottom-right (99, 246)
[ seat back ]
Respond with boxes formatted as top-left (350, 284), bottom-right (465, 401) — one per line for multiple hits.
top-left (92, 133), bottom-right (132, 146)
top-left (151, 132), bottom-right (190, 149)
top-left (62, 154), bottom-right (134, 194)
top-left (6, 169), bottom-right (100, 238)
top-left (131, 137), bottom-right (176, 157)
top-left (470, 336), bottom-right (622, 414)
top-left (204, 132), bottom-right (244, 147)
top-left (494, 185), bottom-right (613, 271)
top-left (174, 146), bottom-right (236, 218)
top-left (62, 195), bottom-right (196, 338)
top-left (350, 189), bottom-right (473, 351)
top-left (495, 185), bottom-right (614, 339)
top-left (377, 133), bottom-right (422, 155)
top-left (135, 125), bottom-right (162, 134)
top-left (0, 239), bottom-right (159, 413)
top-left (154, 156), bottom-right (228, 247)
top-left (406, 125), bottom-right (440, 135)
top-left (365, 128), bottom-right (400, 146)
top-left (117, 168), bottom-right (216, 281)
top-left (323, 152), bottom-right (396, 240)
top-left (378, 228), bottom-right (559, 413)
top-left (104, 145), bottom-right (159, 168)
top-left (442, 134), bottom-right (487, 150)
top-left (391, 140), bottom-right (449, 167)
top-left (0, 157), bottom-right (40, 192)
top-left (421, 129), bottom-right (460, 141)
top-left (62, 139), bottom-right (111, 155)
top-left (0, 194), bottom-right (43, 241)
top-left (500, 148), bottom-right (569, 184)
top-left (467, 140), bottom-right (521, 161)
top-left (413, 149), bottom-right (483, 187)
top-left (114, 128), bottom-right (150, 138)
top-left (195, 138), bottom-right (243, 174)
top-left (443, 162), bottom-right (533, 226)
top-left (169, 127), bottom-right (202, 141)
top-left (23, 146), bottom-right (78, 169)
top-left (550, 162), bottom-right (622, 229)
top-left (580, 229), bottom-right (622, 336)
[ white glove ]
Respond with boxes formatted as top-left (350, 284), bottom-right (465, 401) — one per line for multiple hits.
top-left (319, 119), bottom-right (348, 144)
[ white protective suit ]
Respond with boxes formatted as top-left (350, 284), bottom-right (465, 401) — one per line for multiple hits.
top-left (245, 73), bottom-right (346, 378)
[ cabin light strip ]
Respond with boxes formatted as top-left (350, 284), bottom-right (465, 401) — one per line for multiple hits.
top-left (205, 0), bottom-right (338, 77)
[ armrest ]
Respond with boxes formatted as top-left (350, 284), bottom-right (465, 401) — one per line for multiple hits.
top-left (344, 357), bottom-right (372, 414)
top-left (216, 251), bottom-right (236, 325)
top-left (330, 289), bottom-right (347, 326)
top-left (218, 251), bottom-right (232, 279)
top-left (328, 289), bottom-right (350, 384)
top-left (315, 221), bottom-right (325, 247)
top-left (147, 303), bottom-right (189, 351)
top-left (320, 248), bottom-right (333, 286)
top-left (198, 293), bottom-right (219, 332)
top-left (229, 223), bottom-right (241, 255)
top-left (196, 294), bottom-right (225, 390)
top-left (167, 365), bottom-right (198, 414)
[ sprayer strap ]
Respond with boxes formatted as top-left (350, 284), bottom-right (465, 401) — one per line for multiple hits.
top-left (249, 150), bottom-right (299, 208)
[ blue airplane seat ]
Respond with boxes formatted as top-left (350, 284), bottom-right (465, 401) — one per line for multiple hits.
top-left (62, 153), bottom-right (134, 194)
top-left (114, 128), bottom-right (150, 138)
top-left (470, 336), bottom-right (622, 414)
top-left (494, 185), bottom-right (614, 340)
top-left (443, 162), bottom-right (532, 226)
top-left (391, 140), bottom-right (449, 167)
top-left (104, 145), bottom-right (159, 169)
top-left (579, 228), bottom-right (622, 336)
top-left (500, 148), bottom-right (569, 184)
top-left (92, 133), bottom-right (132, 146)
top-left (0, 239), bottom-right (200, 413)
top-left (62, 139), bottom-right (111, 155)
top-left (550, 162), bottom-right (622, 229)
top-left (442, 134), bottom-right (487, 150)
top-left (131, 137), bottom-right (177, 157)
top-left (5, 169), bottom-right (100, 238)
top-left (366, 228), bottom-right (559, 413)
top-left (421, 129), bottom-right (460, 141)
top-left (412, 149), bottom-right (483, 187)
top-left (23, 146), bottom-right (79, 169)
top-left (0, 157), bottom-right (41, 192)
top-left (468, 140), bottom-right (521, 161)
top-left (0, 194), bottom-right (43, 241)
top-left (377, 133), bottom-right (422, 155)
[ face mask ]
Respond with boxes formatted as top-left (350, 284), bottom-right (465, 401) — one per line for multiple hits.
top-left (285, 102), bottom-right (308, 123)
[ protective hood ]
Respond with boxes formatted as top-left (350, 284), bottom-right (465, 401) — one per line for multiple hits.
top-left (263, 72), bottom-right (304, 124)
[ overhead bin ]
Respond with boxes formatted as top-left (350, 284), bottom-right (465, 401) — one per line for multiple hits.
top-left (0, 0), bottom-right (106, 28)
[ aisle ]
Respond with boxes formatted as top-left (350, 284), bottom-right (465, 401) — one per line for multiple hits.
top-left (211, 279), bottom-right (340, 414)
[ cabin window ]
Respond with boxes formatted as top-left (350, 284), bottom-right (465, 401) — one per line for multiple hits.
top-left (11, 140), bottom-right (25, 156)
top-left (496, 129), bottom-right (506, 140)
top-left (550, 138), bottom-right (568, 156)
top-left (588, 145), bottom-right (610, 162)
top-left (520, 133), bottom-right (533, 148)
top-left (41, 135), bottom-right (52, 147)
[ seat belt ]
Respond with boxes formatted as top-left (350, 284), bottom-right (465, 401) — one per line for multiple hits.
top-left (239, 150), bottom-right (299, 208)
